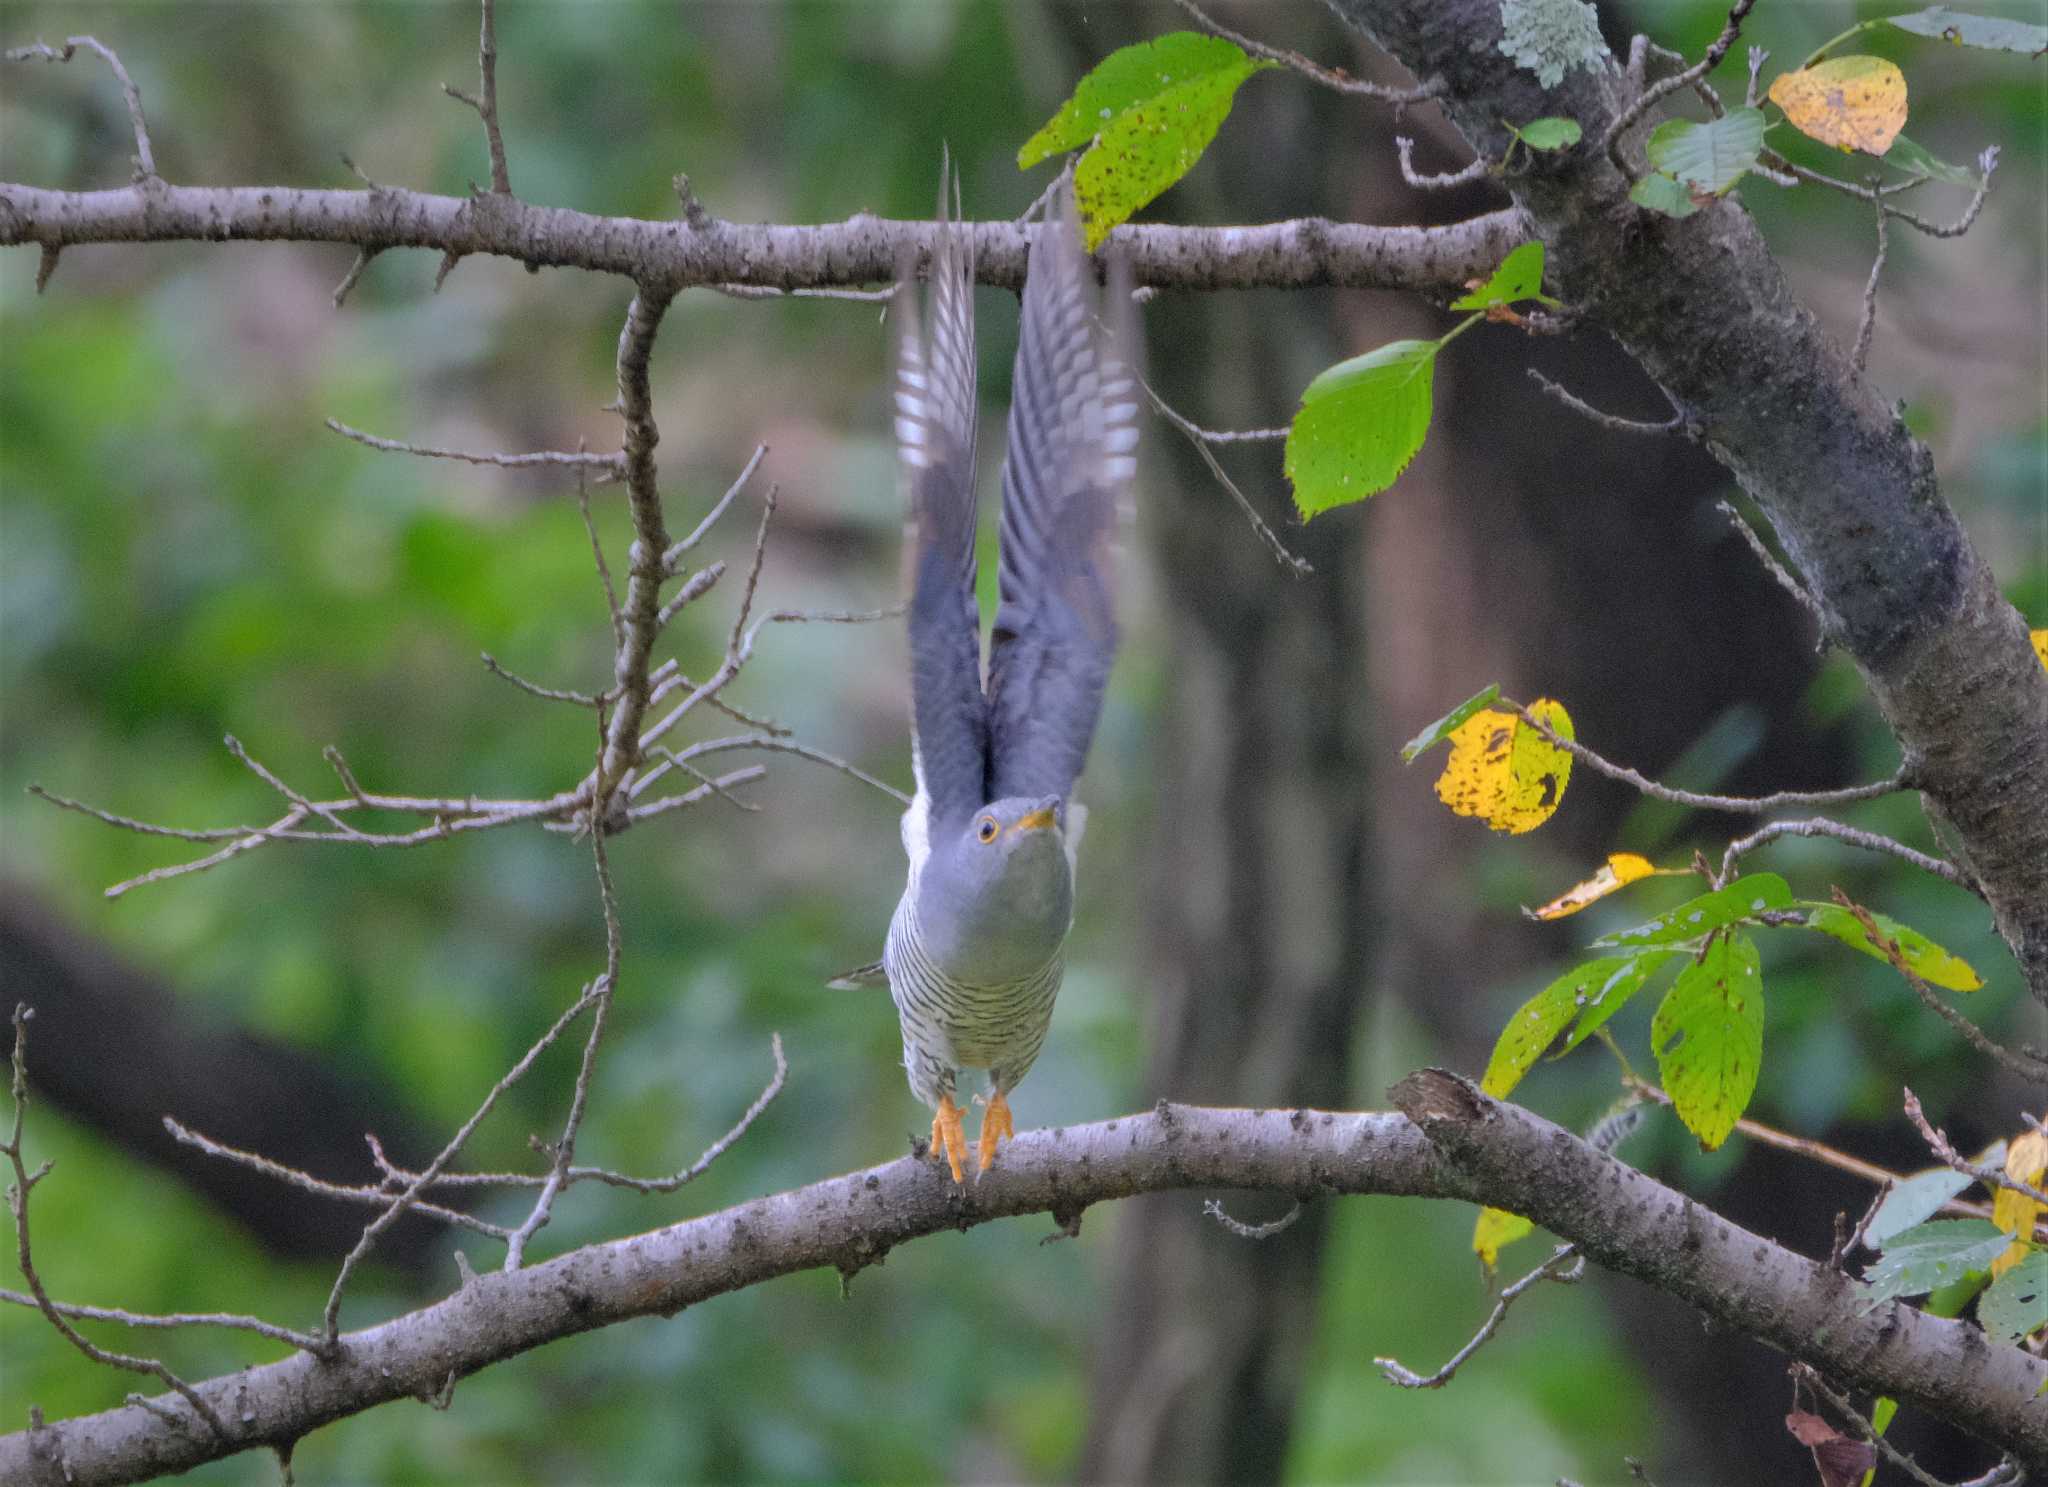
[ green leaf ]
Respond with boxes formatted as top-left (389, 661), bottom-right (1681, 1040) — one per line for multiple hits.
top-left (1884, 6), bottom-right (2048, 55)
top-left (1979, 1249), bottom-right (2048, 1343)
top-left (1783, 900), bottom-right (1983, 990)
top-left (1863, 1219), bottom-right (2012, 1304)
top-left (1593, 873), bottom-right (1793, 950)
top-left (1450, 241), bottom-right (1555, 311)
top-left (1870, 1395), bottom-right (1898, 1437)
top-left (1650, 932), bottom-right (1763, 1150)
top-left (1017, 33), bottom-right (1272, 250)
top-left (1400, 684), bottom-right (1501, 762)
top-left (1481, 955), bottom-right (1661, 1097)
top-left (1628, 171), bottom-right (1702, 218)
top-left (1645, 109), bottom-right (1767, 194)
top-left (1557, 952), bottom-right (1679, 1055)
top-left (1513, 117), bottom-right (1583, 151)
top-left (1866, 1157), bottom-right (1996, 1247)
top-left (1018, 32), bottom-right (1264, 166)
top-left (1285, 339), bottom-right (1438, 516)
top-left (1883, 133), bottom-right (1982, 186)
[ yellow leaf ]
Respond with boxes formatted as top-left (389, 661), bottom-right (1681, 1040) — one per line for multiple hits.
top-left (1991, 1128), bottom-right (2048, 1278)
top-left (2032, 628), bottom-right (2048, 673)
top-left (1433, 700), bottom-right (1574, 835)
top-left (1473, 1206), bottom-right (1535, 1273)
top-left (1767, 56), bottom-right (1909, 156)
top-left (1529, 852), bottom-right (1658, 921)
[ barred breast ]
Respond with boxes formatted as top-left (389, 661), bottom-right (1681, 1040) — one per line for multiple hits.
top-left (885, 886), bottom-right (1064, 1109)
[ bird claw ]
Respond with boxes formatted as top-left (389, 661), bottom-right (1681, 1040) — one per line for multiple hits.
top-left (931, 1094), bottom-right (968, 1183)
top-left (976, 1089), bottom-right (1014, 1175)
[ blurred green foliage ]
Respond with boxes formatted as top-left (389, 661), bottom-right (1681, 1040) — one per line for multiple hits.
top-left (0, 2), bottom-right (2041, 1482)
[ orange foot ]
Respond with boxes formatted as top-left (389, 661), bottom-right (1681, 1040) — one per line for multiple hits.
top-left (930, 1093), bottom-right (968, 1183)
top-left (976, 1089), bottom-right (1015, 1175)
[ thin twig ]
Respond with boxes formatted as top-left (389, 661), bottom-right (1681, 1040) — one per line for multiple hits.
top-left (5, 37), bottom-right (157, 179)
top-left (1715, 499), bottom-right (1824, 623)
top-left (1719, 818), bottom-right (1967, 890)
top-left (633, 735), bottom-right (910, 809)
top-left (332, 247), bottom-right (378, 309)
top-left (4, 1006), bottom-right (230, 1435)
top-left (481, 654), bottom-right (607, 708)
top-left (1395, 137), bottom-right (1488, 191)
top-left (0, 1289), bottom-right (323, 1353)
top-left (320, 977), bottom-right (605, 1341)
top-left (1842, 894), bottom-right (2048, 1081)
top-left (1526, 369), bottom-right (1686, 436)
top-left (662, 444), bottom-right (767, 575)
top-left (1853, 185), bottom-right (1890, 377)
top-left (1757, 146), bottom-right (1999, 239)
top-left (619, 766), bottom-right (768, 824)
top-left (655, 561), bottom-right (726, 632)
top-left (1171, 0), bottom-right (1440, 103)
top-left (711, 282), bottom-right (897, 303)
top-left (502, 828), bottom-right (624, 1270)
top-left (1201, 1197), bottom-right (1304, 1239)
top-left (163, 1118), bottom-right (509, 1239)
top-left (1377, 1243), bottom-right (1584, 1388)
top-left (1139, 373), bottom-right (1312, 577)
top-left (1509, 707), bottom-right (1916, 814)
top-left (326, 419), bottom-right (624, 476)
top-left (1905, 1088), bottom-right (2048, 1208)
top-left (1793, 1364), bottom-right (1951, 1487)
top-left (226, 734), bottom-right (363, 838)
top-left (575, 450), bottom-right (624, 648)
top-left (1604, 0), bottom-right (1758, 181)
top-left (568, 1033), bottom-right (787, 1193)
top-left (442, 0), bottom-right (511, 195)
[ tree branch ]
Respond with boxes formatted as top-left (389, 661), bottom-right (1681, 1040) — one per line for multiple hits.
top-left (1325, 0), bottom-right (2048, 997)
top-left (0, 181), bottom-right (1522, 295)
top-left (4, 1088), bottom-right (2042, 1484)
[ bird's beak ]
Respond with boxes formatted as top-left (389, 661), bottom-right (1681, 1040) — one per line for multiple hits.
top-left (1011, 805), bottom-right (1058, 834)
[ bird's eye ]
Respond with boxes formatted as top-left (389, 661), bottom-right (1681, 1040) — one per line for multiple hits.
top-left (976, 816), bottom-right (998, 844)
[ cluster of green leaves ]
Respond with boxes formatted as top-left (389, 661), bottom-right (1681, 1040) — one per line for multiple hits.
top-left (1478, 870), bottom-right (1980, 1150)
top-left (1624, 6), bottom-right (2041, 219)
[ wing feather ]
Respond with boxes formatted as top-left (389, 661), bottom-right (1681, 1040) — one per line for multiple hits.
top-left (896, 156), bottom-right (989, 829)
top-left (986, 182), bottom-right (1138, 802)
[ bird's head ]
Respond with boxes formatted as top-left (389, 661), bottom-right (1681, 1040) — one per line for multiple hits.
top-left (915, 795), bottom-right (1074, 980)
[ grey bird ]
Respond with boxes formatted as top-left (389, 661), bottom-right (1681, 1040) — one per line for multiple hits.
top-left (837, 166), bottom-right (1137, 1182)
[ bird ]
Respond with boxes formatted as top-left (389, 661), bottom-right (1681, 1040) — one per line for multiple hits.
top-left (835, 163), bottom-right (1137, 1183)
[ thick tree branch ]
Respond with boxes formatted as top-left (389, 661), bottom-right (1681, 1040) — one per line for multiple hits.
top-left (4, 1091), bottom-right (2041, 1484)
top-left (1327, 0), bottom-right (2048, 1001)
top-left (0, 181), bottom-right (1521, 295)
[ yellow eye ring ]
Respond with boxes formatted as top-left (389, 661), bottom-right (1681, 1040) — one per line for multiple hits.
top-left (976, 816), bottom-right (998, 843)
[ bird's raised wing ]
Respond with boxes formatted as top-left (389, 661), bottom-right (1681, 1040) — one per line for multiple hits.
top-left (896, 158), bottom-right (990, 829)
top-left (986, 182), bottom-right (1138, 803)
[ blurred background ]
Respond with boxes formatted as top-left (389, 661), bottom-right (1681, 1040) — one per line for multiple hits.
top-left (1, 3), bottom-right (2041, 1482)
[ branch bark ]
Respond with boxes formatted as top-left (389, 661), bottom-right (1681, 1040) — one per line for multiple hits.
top-left (1323, 0), bottom-right (2048, 1000)
top-left (0, 181), bottom-right (1521, 295)
top-left (5, 1090), bottom-right (2042, 1485)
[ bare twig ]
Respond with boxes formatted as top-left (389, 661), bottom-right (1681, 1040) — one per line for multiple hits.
top-left (566, 1033), bottom-right (787, 1193)
top-left (1715, 499), bottom-right (1824, 623)
top-left (1793, 1364), bottom-right (1952, 1487)
top-left (1171, 0), bottom-right (1440, 104)
top-left (481, 654), bottom-right (607, 708)
top-left (319, 976), bottom-right (605, 1341)
top-left (1527, 369), bottom-right (1687, 436)
top-left (575, 451), bottom-right (624, 648)
top-left (619, 766), bottom-right (768, 825)
top-left (1756, 146), bottom-right (1999, 240)
top-left (1853, 186), bottom-right (1890, 377)
top-left (442, 0), bottom-right (511, 195)
top-left (331, 247), bottom-right (378, 309)
top-left (661, 444), bottom-right (767, 576)
top-left (0, 1289), bottom-right (323, 1353)
top-left (710, 282), bottom-right (897, 303)
top-left (655, 560), bottom-right (726, 632)
top-left (1201, 1197), bottom-right (1304, 1239)
top-left (1604, 0), bottom-right (1758, 181)
top-left (225, 734), bottom-right (364, 838)
top-left (4, 1006), bottom-right (230, 1436)
top-left (1140, 374), bottom-right (1312, 577)
top-left (1377, 1243), bottom-right (1584, 1388)
top-left (1839, 893), bottom-right (2048, 1081)
top-left (326, 419), bottom-right (624, 477)
top-left (163, 1118), bottom-right (509, 1239)
top-left (1719, 818), bottom-right (1967, 890)
top-left (1395, 136), bottom-right (1488, 191)
top-left (1508, 707), bottom-right (1916, 815)
top-left (1905, 1088), bottom-right (2048, 1209)
top-left (502, 828), bottom-right (623, 1270)
top-left (632, 735), bottom-right (909, 809)
top-left (5, 37), bottom-right (156, 179)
